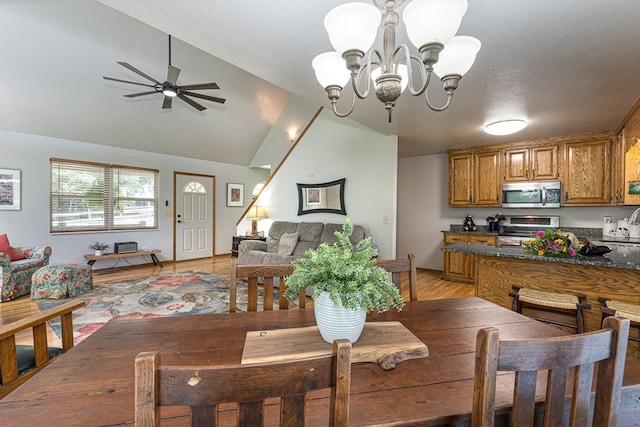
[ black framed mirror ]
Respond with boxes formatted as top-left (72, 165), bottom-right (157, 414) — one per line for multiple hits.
top-left (297, 178), bottom-right (346, 215)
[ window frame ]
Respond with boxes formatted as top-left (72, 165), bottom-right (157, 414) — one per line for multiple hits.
top-left (49, 158), bottom-right (159, 233)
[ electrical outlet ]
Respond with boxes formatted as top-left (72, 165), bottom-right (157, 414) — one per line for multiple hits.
top-left (383, 215), bottom-right (389, 224)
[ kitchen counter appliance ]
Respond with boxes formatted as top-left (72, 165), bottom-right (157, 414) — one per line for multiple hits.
top-left (498, 215), bottom-right (560, 246)
top-left (502, 181), bottom-right (561, 208)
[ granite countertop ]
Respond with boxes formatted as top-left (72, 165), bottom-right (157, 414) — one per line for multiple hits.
top-left (441, 243), bottom-right (640, 271)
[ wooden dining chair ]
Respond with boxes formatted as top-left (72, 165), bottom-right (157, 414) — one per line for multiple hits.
top-left (376, 253), bottom-right (418, 301)
top-left (134, 339), bottom-right (352, 426)
top-left (229, 257), bottom-right (305, 313)
top-left (472, 316), bottom-right (630, 427)
top-left (0, 299), bottom-right (85, 399)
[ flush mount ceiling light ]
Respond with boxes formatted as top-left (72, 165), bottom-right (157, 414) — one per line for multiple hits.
top-left (312, 0), bottom-right (481, 122)
top-left (484, 120), bottom-right (528, 136)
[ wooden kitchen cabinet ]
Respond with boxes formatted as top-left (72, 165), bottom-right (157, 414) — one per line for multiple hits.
top-left (473, 150), bottom-right (501, 206)
top-left (613, 124), bottom-right (640, 205)
top-left (448, 150), bottom-right (500, 207)
top-left (503, 144), bottom-right (559, 182)
top-left (442, 232), bottom-right (497, 283)
top-left (562, 136), bottom-right (612, 205)
top-left (448, 152), bottom-right (473, 206)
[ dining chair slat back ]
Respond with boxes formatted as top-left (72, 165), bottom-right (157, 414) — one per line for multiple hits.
top-left (230, 257), bottom-right (305, 312)
top-left (134, 339), bottom-right (352, 427)
top-left (376, 253), bottom-right (418, 301)
top-left (472, 316), bottom-right (630, 427)
top-left (0, 299), bottom-right (85, 399)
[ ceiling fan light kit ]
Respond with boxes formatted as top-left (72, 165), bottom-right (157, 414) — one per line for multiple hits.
top-left (312, 0), bottom-right (480, 122)
top-left (484, 120), bottom-right (528, 136)
top-left (103, 35), bottom-right (225, 111)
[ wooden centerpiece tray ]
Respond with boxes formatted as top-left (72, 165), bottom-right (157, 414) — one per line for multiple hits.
top-left (241, 321), bottom-right (428, 370)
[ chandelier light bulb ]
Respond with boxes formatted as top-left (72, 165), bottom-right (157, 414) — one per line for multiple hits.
top-left (484, 120), bottom-right (528, 136)
top-left (433, 36), bottom-right (481, 78)
top-left (324, 2), bottom-right (380, 55)
top-left (312, 52), bottom-right (350, 88)
top-left (403, 0), bottom-right (468, 47)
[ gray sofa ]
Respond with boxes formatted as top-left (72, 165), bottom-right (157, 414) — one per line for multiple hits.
top-left (237, 221), bottom-right (365, 265)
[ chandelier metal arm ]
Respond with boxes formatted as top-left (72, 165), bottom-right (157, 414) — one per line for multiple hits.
top-left (348, 48), bottom-right (382, 100)
top-left (325, 85), bottom-right (357, 118)
top-left (424, 74), bottom-right (461, 111)
top-left (396, 44), bottom-right (432, 97)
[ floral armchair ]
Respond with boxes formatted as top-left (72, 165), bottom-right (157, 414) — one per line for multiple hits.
top-left (1, 246), bottom-right (52, 302)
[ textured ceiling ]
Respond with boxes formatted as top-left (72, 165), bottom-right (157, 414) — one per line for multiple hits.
top-left (2, 0), bottom-right (640, 164)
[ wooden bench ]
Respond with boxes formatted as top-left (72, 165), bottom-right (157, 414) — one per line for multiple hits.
top-left (84, 249), bottom-right (162, 267)
top-left (0, 300), bottom-right (85, 398)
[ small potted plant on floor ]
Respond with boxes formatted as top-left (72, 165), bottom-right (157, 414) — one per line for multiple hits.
top-left (89, 241), bottom-right (110, 256)
top-left (284, 219), bottom-right (404, 343)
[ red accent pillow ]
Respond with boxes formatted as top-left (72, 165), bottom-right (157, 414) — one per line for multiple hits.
top-left (0, 234), bottom-right (27, 261)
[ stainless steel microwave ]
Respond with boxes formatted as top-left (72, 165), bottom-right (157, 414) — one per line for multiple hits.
top-left (502, 181), bottom-right (561, 208)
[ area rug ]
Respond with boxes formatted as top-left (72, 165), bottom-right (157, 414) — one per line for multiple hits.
top-left (37, 270), bottom-right (296, 345)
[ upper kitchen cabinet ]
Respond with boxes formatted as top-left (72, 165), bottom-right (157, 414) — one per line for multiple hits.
top-left (473, 150), bottom-right (501, 206)
top-left (448, 149), bottom-right (501, 207)
top-left (562, 133), bottom-right (614, 205)
top-left (448, 152), bottom-right (473, 206)
top-left (503, 144), bottom-right (559, 182)
top-left (613, 99), bottom-right (640, 205)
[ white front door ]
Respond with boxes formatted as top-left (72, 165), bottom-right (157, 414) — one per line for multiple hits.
top-left (175, 173), bottom-right (215, 261)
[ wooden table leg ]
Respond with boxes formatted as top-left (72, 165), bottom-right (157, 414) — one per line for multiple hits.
top-left (150, 253), bottom-right (163, 267)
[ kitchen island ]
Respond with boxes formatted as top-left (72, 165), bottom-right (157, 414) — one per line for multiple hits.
top-left (442, 243), bottom-right (640, 356)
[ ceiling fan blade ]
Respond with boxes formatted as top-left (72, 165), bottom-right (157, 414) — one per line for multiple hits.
top-left (182, 91), bottom-right (226, 104)
top-left (117, 62), bottom-right (162, 85)
top-left (180, 82), bottom-right (220, 90)
top-left (178, 94), bottom-right (207, 111)
top-left (167, 65), bottom-right (180, 85)
top-left (124, 91), bottom-right (158, 98)
top-left (162, 96), bottom-right (173, 109)
top-left (103, 76), bottom-right (157, 88)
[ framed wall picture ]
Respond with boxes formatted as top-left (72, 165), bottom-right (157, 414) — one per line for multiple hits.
top-left (226, 183), bottom-right (244, 207)
top-left (0, 168), bottom-right (21, 210)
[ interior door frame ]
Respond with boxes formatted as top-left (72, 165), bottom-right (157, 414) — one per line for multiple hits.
top-left (173, 171), bottom-right (216, 261)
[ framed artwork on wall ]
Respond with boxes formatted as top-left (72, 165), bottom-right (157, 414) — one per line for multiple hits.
top-left (0, 168), bottom-right (21, 210)
top-left (226, 183), bottom-right (244, 207)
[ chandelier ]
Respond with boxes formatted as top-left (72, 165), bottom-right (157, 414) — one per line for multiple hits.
top-left (312, 0), bottom-right (480, 122)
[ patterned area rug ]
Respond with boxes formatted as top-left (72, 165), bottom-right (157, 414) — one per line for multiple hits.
top-left (37, 270), bottom-right (294, 345)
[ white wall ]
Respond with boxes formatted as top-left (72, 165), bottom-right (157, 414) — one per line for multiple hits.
top-left (0, 130), bottom-right (268, 267)
top-left (398, 153), bottom-right (639, 270)
top-left (251, 109), bottom-right (398, 259)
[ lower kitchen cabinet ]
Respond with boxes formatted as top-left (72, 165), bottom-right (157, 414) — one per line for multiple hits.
top-left (442, 232), bottom-right (497, 283)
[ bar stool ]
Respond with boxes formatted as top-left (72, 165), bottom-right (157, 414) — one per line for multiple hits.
top-left (598, 297), bottom-right (640, 343)
top-left (509, 285), bottom-right (591, 333)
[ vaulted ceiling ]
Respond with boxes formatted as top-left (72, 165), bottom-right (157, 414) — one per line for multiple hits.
top-left (2, 1), bottom-right (640, 165)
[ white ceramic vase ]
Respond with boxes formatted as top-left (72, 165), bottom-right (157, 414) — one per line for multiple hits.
top-left (94, 250), bottom-right (103, 256)
top-left (313, 291), bottom-right (366, 344)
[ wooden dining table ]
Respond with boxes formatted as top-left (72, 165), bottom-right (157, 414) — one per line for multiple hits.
top-left (1, 297), bottom-right (639, 426)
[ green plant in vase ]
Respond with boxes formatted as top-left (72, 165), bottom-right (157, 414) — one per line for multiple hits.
top-left (284, 219), bottom-right (404, 343)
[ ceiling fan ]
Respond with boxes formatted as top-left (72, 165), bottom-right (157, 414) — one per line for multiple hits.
top-left (103, 35), bottom-right (225, 111)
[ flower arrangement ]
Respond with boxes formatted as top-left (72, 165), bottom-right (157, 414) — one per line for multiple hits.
top-left (521, 229), bottom-right (577, 258)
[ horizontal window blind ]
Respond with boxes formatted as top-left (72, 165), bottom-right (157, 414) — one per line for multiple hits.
top-left (50, 159), bottom-right (158, 233)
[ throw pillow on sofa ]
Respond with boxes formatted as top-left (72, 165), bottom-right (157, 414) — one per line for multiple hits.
top-left (278, 232), bottom-right (299, 256)
top-left (0, 234), bottom-right (27, 261)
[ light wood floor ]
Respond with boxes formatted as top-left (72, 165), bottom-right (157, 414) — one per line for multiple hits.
top-left (1, 255), bottom-right (474, 346)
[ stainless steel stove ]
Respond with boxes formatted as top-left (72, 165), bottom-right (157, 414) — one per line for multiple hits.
top-left (498, 215), bottom-right (560, 246)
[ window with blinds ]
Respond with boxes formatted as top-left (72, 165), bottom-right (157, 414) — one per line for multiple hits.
top-left (50, 159), bottom-right (158, 233)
